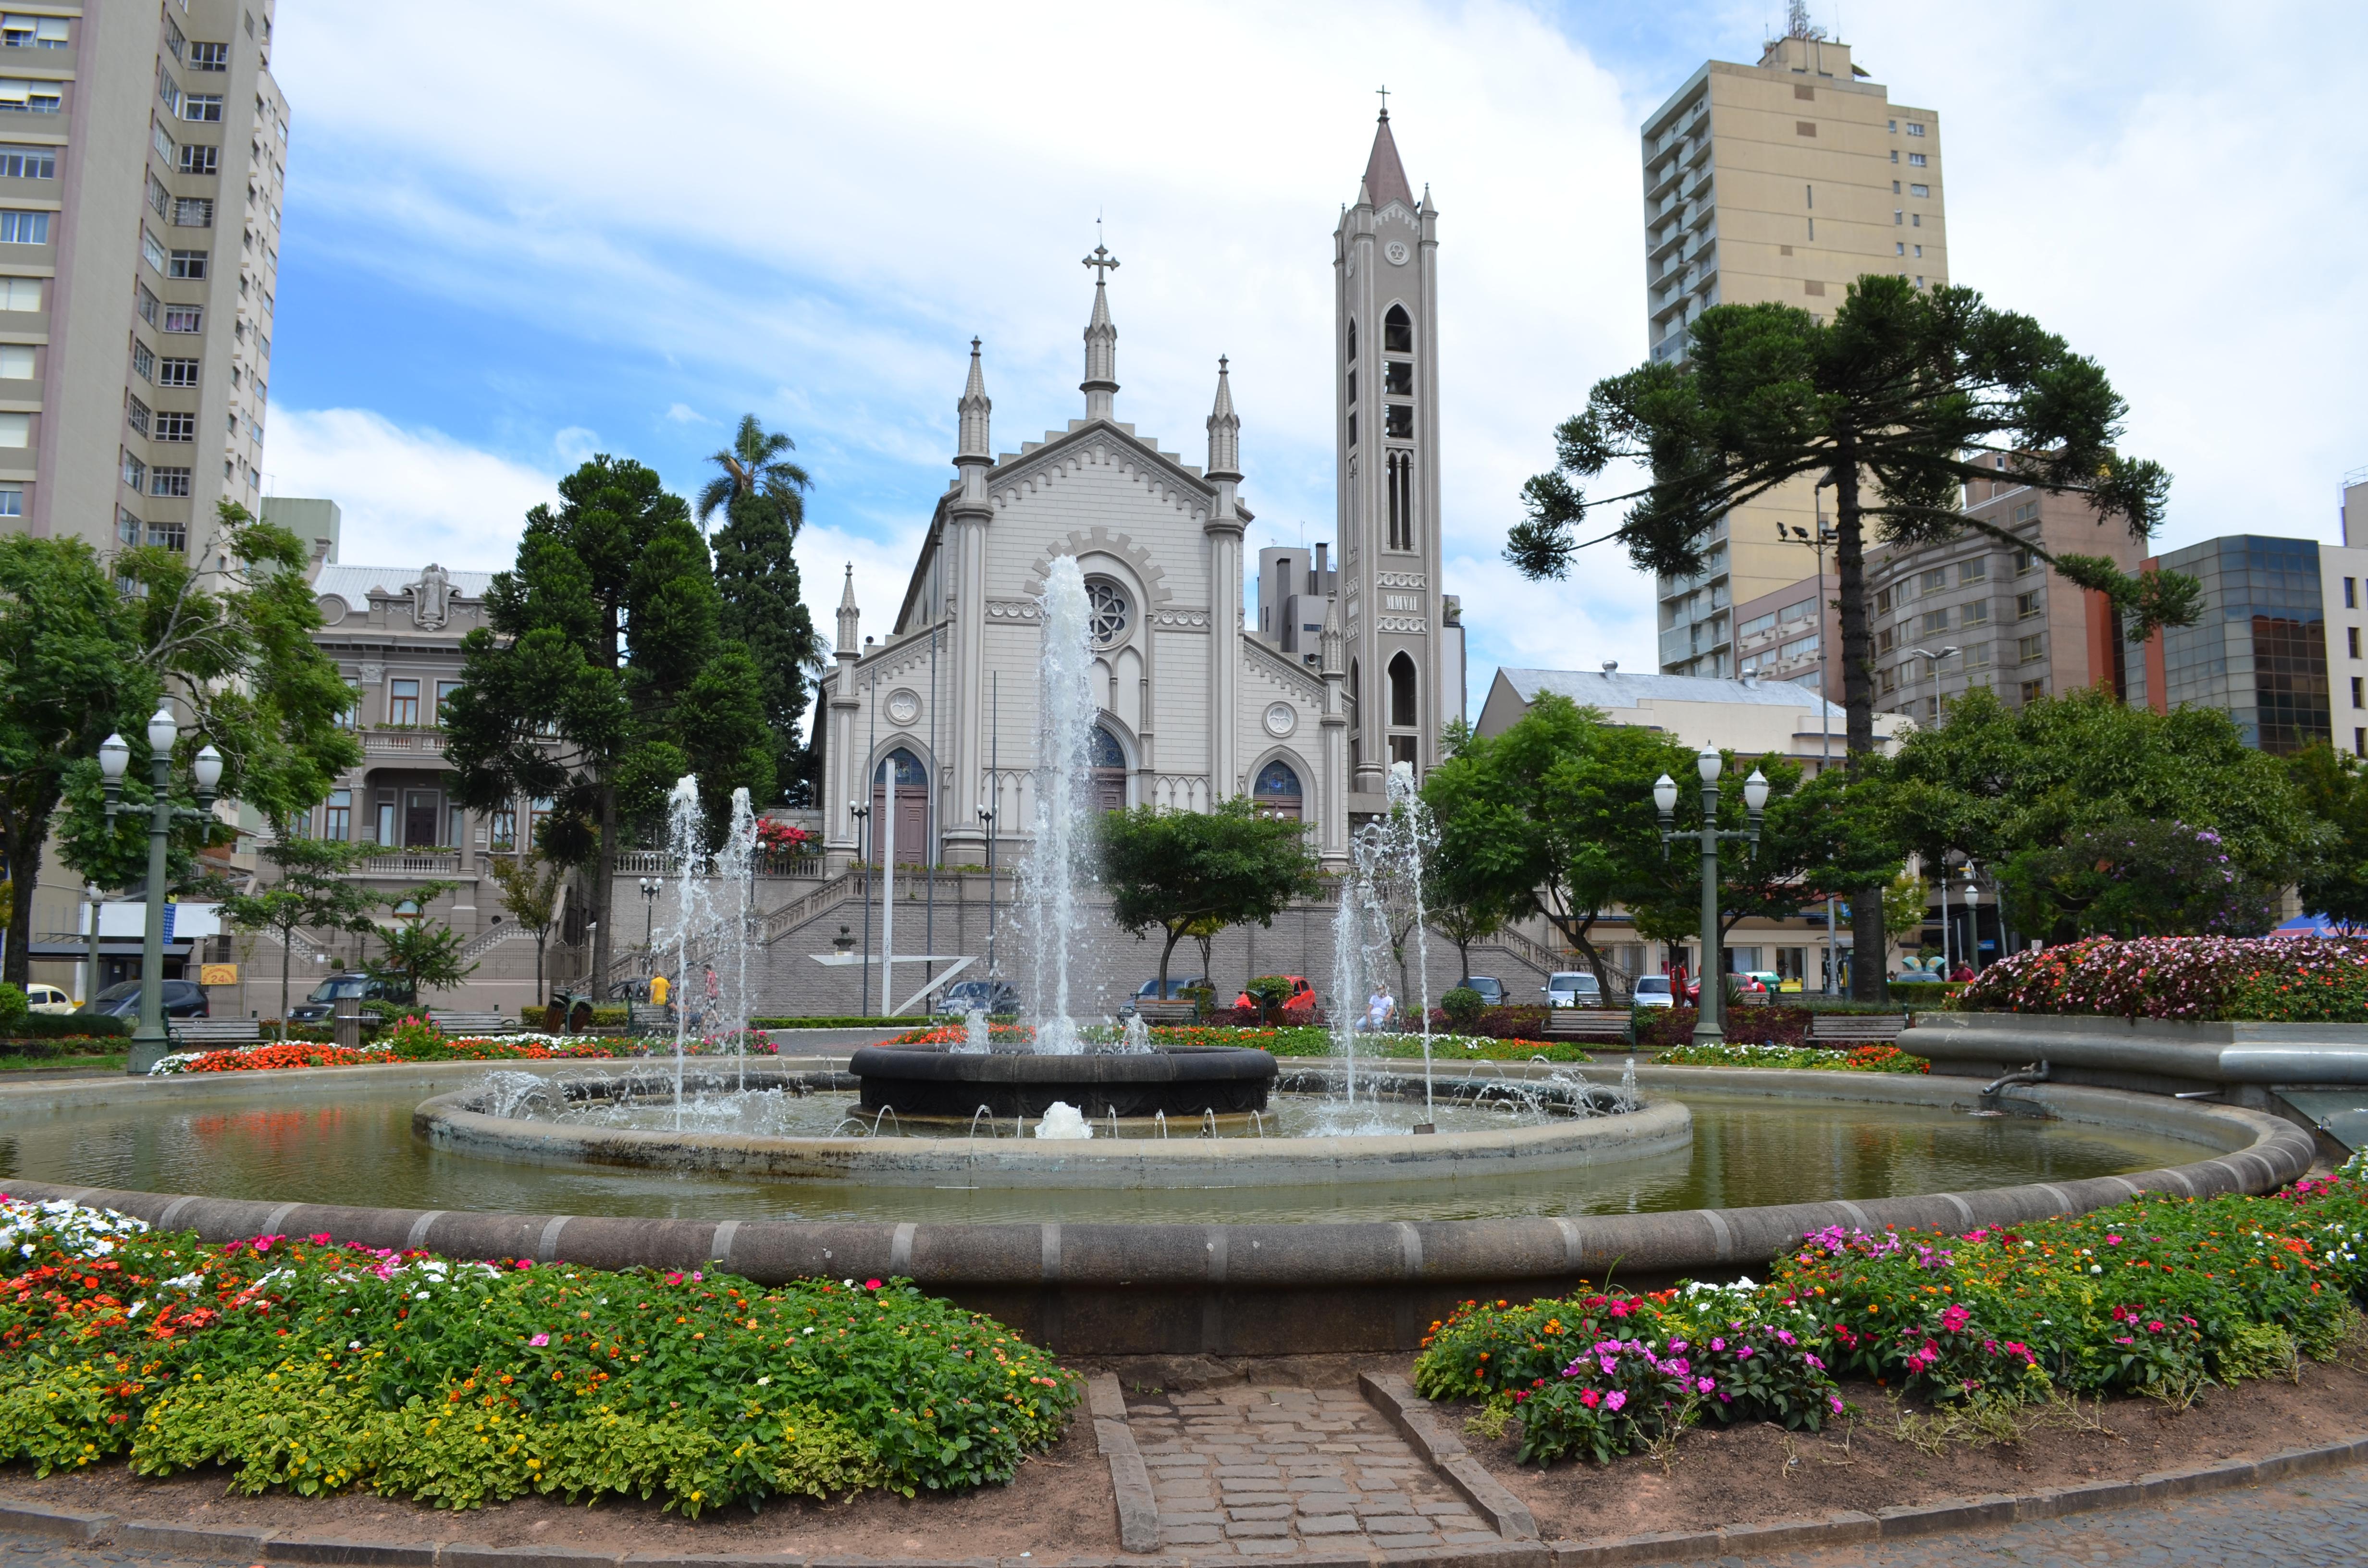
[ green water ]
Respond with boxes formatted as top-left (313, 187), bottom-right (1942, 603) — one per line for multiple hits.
top-left (0, 1080), bottom-right (2213, 1226)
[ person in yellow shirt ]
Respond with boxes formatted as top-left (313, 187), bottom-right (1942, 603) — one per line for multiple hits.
top-left (649, 973), bottom-right (670, 1008)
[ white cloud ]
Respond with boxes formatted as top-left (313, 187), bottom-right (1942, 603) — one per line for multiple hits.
top-left (551, 426), bottom-right (602, 467)
top-left (265, 408), bottom-right (557, 571)
top-left (664, 403), bottom-right (710, 425)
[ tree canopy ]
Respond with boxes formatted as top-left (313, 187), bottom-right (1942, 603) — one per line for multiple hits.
top-left (2287, 743), bottom-right (2368, 931)
top-left (1, 507), bottom-right (358, 983)
top-left (1505, 274), bottom-right (2192, 993)
top-left (697, 416), bottom-right (822, 805)
top-left (1098, 798), bottom-right (1322, 992)
top-left (222, 834), bottom-right (381, 1037)
top-left (444, 455), bottom-right (773, 991)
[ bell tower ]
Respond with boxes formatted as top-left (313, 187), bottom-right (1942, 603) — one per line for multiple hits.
top-left (1334, 98), bottom-right (1444, 801)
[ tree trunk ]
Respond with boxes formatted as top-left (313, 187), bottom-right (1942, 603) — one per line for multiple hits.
top-left (1829, 446), bottom-right (1890, 1000)
top-left (533, 933), bottom-right (546, 1005)
top-left (1, 805), bottom-right (49, 988)
top-left (279, 920), bottom-right (294, 1041)
top-left (591, 780), bottom-right (616, 1001)
top-left (1156, 924), bottom-right (1184, 992)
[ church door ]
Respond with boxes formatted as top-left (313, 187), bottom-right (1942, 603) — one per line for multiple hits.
top-left (1090, 725), bottom-right (1128, 812)
top-left (869, 748), bottom-right (929, 867)
top-left (1252, 759), bottom-right (1303, 821)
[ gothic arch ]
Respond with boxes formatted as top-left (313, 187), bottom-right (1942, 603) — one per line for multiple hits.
top-left (1246, 744), bottom-right (1314, 825)
top-left (1389, 651), bottom-right (1419, 728)
top-left (1383, 303), bottom-right (1414, 353)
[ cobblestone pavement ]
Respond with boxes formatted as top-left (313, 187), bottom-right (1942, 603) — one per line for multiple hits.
top-left (1759, 1465), bottom-right (2368, 1566)
top-left (1125, 1383), bottom-right (1495, 1556)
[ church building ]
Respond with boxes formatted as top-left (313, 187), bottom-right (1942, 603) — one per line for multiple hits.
top-left (818, 110), bottom-right (1460, 877)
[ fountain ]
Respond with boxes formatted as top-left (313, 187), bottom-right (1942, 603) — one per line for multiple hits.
top-left (1326, 761), bottom-right (1439, 1115)
top-left (850, 555), bottom-right (1278, 1123)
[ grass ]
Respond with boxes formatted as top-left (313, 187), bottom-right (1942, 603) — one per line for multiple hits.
top-left (0, 1052), bottom-right (126, 1074)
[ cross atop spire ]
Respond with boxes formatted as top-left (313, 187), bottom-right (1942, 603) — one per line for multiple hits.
top-left (1377, 84), bottom-right (1389, 120)
top-left (1081, 243), bottom-right (1120, 419)
top-left (1082, 244), bottom-right (1121, 282)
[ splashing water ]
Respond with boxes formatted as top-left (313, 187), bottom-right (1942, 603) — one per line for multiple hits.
top-left (957, 1008), bottom-right (989, 1054)
top-left (1019, 556), bottom-right (1100, 1055)
top-left (662, 776), bottom-right (710, 1129)
top-left (1328, 765), bottom-right (1440, 1115)
top-left (1121, 1011), bottom-right (1150, 1054)
top-left (1033, 1101), bottom-right (1094, 1139)
top-left (717, 787), bottom-right (760, 1091)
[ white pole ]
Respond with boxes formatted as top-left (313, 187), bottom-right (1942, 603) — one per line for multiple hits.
top-left (881, 760), bottom-right (897, 1016)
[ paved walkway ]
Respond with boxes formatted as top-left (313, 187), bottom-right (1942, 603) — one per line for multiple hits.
top-left (1127, 1383), bottom-right (1495, 1556)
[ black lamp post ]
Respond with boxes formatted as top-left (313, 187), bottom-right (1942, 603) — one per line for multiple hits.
top-left (849, 803), bottom-right (872, 1015)
top-left (1655, 747), bottom-right (1769, 1047)
top-left (977, 803), bottom-right (997, 980)
top-left (99, 706), bottom-right (221, 1075)
top-left (638, 876), bottom-right (661, 950)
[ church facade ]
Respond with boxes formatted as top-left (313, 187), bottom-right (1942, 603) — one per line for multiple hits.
top-left (818, 112), bottom-right (1460, 877)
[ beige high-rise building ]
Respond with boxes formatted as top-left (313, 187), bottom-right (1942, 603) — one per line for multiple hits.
top-left (1642, 19), bottom-right (1946, 677)
top-left (0, 0), bottom-right (284, 555)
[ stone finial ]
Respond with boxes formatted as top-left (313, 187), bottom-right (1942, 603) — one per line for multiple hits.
top-left (835, 564), bottom-right (861, 664)
top-left (957, 337), bottom-right (991, 464)
top-left (1319, 593), bottom-right (1344, 675)
top-left (1081, 245), bottom-right (1120, 420)
top-left (1205, 356), bottom-right (1241, 482)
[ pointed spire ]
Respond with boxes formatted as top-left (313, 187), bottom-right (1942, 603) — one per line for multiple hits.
top-left (1361, 110), bottom-right (1414, 211)
top-left (1205, 355), bottom-right (1240, 481)
top-left (835, 563), bottom-right (861, 663)
top-left (956, 337), bottom-right (991, 463)
top-left (1081, 243), bottom-right (1120, 420)
top-left (1319, 592), bottom-right (1344, 676)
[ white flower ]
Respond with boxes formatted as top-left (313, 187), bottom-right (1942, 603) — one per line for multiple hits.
top-left (2091, 1265), bottom-right (2103, 1274)
top-left (349, 1340), bottom-right (363, 1350)
top-left (756, 1375), bottom-right (771, 1386)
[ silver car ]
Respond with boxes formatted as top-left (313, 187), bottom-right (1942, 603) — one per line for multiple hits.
top-left (1542, 970), bottom-right (1603, 1007)
top-left (1630, 975), bottom-right (1676, 1009)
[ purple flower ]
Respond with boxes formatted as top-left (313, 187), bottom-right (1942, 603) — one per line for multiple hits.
top-left (1696, 1376), bottom-right (1715, 1393)
top-left (1605, 1390), bottom-right (1627, 1412)
top-left (528, 1333), bottom-right (549, 1347)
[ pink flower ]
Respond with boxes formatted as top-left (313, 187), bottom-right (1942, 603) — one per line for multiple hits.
top-left (1579, 1388), bottom-right (1600, 1408)
top-left (528, 1333), bottom-right (549, 1347)
top-left (665, 1271), bottom-right (684, 1285)
top-left (1604, 1390), bottom-right (1627, 1412)
top-left (1696, 1377), bottom-right (1715, 1393)
top-left (864, 1278), bottom-right (883, 1290)
top-left (309, 1233), bottom-right (333, 1245)
top-left (1828, 1395), bottom-right (1845, 1414)
top-left (515, 1259), bottom-right (534, 1270)
top-left (1939, 1305), bottom-right (1971, 1333)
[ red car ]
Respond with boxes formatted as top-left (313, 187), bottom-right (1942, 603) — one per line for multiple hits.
top-left (1232, 975), bottom-right (1319, 1021)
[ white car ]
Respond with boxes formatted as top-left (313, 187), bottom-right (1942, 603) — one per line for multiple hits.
top-left (21, 982), bottom-right (75, 1015)
top-left (1630, 975), bottom-right (1676, 1010)
top-left (1542, 970), bottom-right (1603, 1007)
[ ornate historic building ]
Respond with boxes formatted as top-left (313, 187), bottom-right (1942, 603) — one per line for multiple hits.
top-left (820, 111), bottom-right (1460, 875)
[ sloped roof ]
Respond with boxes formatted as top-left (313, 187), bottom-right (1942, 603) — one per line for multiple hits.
top-left (313, 564), bottom-right (497, 607)
top-left (1498, 667), bottom-right (1845, 722)
top-left (1363, 114), bottom-right (1415, 211)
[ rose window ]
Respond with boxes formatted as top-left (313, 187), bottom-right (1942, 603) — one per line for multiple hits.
top-left (1086, 578), bottom-right (1131, 647)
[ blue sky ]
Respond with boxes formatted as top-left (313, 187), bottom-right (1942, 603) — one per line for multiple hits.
top-left (260, 1), bottom-right (2368, 720)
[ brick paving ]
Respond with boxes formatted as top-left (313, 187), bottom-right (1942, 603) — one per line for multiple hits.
top-left (1125, 1383), bottom-right (1496, 1556)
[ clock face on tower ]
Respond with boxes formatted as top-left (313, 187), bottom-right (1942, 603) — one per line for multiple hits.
top-left (1384, 240), bottom-right (1410, 266)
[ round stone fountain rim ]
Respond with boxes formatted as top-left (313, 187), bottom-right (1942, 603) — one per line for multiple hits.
top-left (0, 1058), bottom-right (2314, 1356)
top-left (411, 1067), bottom-right (1688, 1187)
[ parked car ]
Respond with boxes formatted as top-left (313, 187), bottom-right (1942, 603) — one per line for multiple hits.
top-left (1731, 972), bottom-right (1772, 1005)
top-left (78, 978), bottom-right (208, 1020)
top-left (1631, 975), bottom-right (1676, 1009)
top-left (286, 972), bottom-right (413, 1024)
top-left (1542, 971), bottom-right (1603, 1007)
top-left (1461, 976), bottom-right (1504, 1006)
top-left (1133, 977), bottom-right (1210, 1002)
top-left (938, 978), bottom-right (1020, 1016)
top-left (1233, 975), bottom-right (1319, 1020)
top-left (20, 983), bottom-right (75, 1015)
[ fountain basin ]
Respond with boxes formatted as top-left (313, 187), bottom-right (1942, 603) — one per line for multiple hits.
top-left (850, 1043), bottom-right (1278, 1120)
top-left (416, 1066), bottom-right (1690, 1188)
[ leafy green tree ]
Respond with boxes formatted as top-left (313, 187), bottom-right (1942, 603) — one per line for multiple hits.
top-left (1884, 871), bottom-right (1931, 956)
top-left (488, 846), bottom-right (568, 1001)
top-left (1099, 798), bottom-right (1322, 992)
top-left (367, 917), bottom-right (477, 1005)
top-left (1423, 694), bottom-right (1694, 997)
top-left (696, 416), bottom-right (822, 805)
top-left (1507, 276), bottom-right (2191, 995)
top-left (1, 508), bottom-right (358, 984)
top-left (2013, 817), bottom-right (2279, 939)
top-left (1869, 686), bottom-right (2320, 943)
top-left (444, 456), bottom-right (774, 992)
top-left (2287, 744), bottom-right (2368, 931)
top-left (222, 832), bottom-right (380, 1038)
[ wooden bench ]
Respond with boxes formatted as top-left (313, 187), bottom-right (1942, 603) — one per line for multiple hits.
top-left (1542, 1008), bottom-right (1632, 1045)
top-left (1808, 1013), bottom-right (1908, 1044)
top-left (168, 1018), bottom-right (262, 1047)
top-left (625, 1003), bottom-right (672, 1034)
top-left (1132, 1000), bottom-right (1199, 1026)
top-left (429, 1009), bottom-right (521, 1037)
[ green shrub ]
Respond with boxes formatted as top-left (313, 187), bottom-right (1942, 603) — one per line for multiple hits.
top-left (0, 985), bottom-right (24, 1027)
top-left (3, 1012), bottom-right (131, 1041)
top-left (1441, 987), bottom-right (1485, 1029)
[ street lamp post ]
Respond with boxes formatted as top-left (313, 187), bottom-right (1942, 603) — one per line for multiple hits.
top-left (1901, 645), bottom-right (1959, 725)
top-left (1655, 748), bottom-right (1769, 1047)
top-left (638, 876), bottom-right (661, 950)
top-left (848, 804), bottom-right (872, 1015)
top-left (977, 804), bottom-right (998, 981)
top-left (1781, 511), bottom-right (1840, 992)
top-left (99, 708), bottom-right (221, 1076)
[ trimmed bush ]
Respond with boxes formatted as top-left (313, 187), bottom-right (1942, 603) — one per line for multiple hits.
top-left (1440, 987), bottom-right (1485, 1029)
top-left (2, 1012), bottom-right (132, 1041)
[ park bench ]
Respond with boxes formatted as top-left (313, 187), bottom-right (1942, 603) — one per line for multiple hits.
top-left (1541, 1008), bottom-right (1632, 1046)
top-left (429, 1009), bottom-right (521, 1037)
top-left (1132, 1000), bottom-right (1199, 1026)
top-left (167, 1018), bottom-right (262, 1047)
top-left (1807, 1013), bottom-right (1908, 1045)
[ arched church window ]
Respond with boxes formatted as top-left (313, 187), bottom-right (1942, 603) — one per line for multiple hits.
top-left (1090, 725), bottom-right (1127, 812)
top-left (1085, 578), bottom-right (1131, 648)
top-left (869, 747), bottom-right (928, 867)
top-left (1384, 304), bottom-right (1413, 354)
top-left (1253, 759), bottom-right (1303, 821)
top-left (1347, 662), bottom-right (1362, 771)
top-left (1387, 452), bottom-right (1416, 551)
top-left (1389, 652), bottom-right (1418, 728)
top-left (1346, 317), bottom-right (1357, 362)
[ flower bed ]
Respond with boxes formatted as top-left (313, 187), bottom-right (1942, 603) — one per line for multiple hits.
top-left (0, 1196), bottom-right (1074, 1510)
top-left (1416, 1157), bottom-right (2368, 1466)
top-left (1652, 1041), bottom-right (1930, 1074)
top-left (1958, 934), bottom-right (2368, 1021)
top-left (152, 1021), bottom-right (782, 1077)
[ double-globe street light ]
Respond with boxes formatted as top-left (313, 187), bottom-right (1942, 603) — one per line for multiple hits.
top-left (1654, 747), bottom-right (1769, 1048)
top-left (97, 706), bottom-right (222, 1076)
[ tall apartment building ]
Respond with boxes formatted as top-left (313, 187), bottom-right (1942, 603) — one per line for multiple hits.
top-left (2132, 536), bottom-right (2331, 755)
top-left (1642, 19), bottom-right (1947, 677)
top-left (0, 1), bottom-right (284, 554)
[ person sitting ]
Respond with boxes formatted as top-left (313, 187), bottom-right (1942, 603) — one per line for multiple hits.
top-left (1365, 987), bottom-right (1394, 1032)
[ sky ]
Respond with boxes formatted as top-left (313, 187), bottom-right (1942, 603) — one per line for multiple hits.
top-left (260, 1), bottom-right (2368, 721)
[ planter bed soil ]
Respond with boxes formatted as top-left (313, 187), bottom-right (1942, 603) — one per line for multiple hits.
top-left (1451, 1358), bottom-right (2368, 1544)
top-left (0, 1415), bottom-right (1115, 1560)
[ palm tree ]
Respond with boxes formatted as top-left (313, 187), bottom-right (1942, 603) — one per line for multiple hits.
top-left (695, 415), bottom-right (812, 536)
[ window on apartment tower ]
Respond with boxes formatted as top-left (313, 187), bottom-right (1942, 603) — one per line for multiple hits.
top-left (179, 94), bottom-right (222, 123)
top-left (172, 197), bottom-right (211, 227)
top-left (129, 340), bottom-right (154, 380)
top-left (153, 411), bottom-right (195, 442)
top-left (0, 209), bottom-right (44, 244)
top-left (1907, 123), bottom-right (1927, 137)
top-left (2354, 676), bottom-right (2364, 710)
top-left (2350, 626), bottom-right (2360, 659)
top-left (1909, 152), bottom-right (1927, 166)
top-left (163, 305), bottom-right (200, 333)
top-left (156, 356), bottom-right (198, 386)
top-left (2017, 589), bottom-right (2044, 620)
top-left (188, 41), bottom-right (227, 72)
top-left (179, 142), bottom-right (217, 175)
top-left (121, 452), bottom-right (148, 490)
top-left (167, 249), bottom-right (206, 278)
top-left (124, 394), bottom-right (149, 435)
top-left (2347, 577), bottom-right (2357, 610)
top-left (0, 144), bottom-right (51, 179)
top-left (322, 789), bottom-right (351, 842)
top-left (2018, 633), bottom-right (2046, 664)
top-left (0, 79), bottom-right (63, 113)
top-left (387, 679), bottom-right (419, 727)
top-left (2020, 678), bottom-right (2046, 704)
top-left (148, 466), bottom-right (190, 497)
